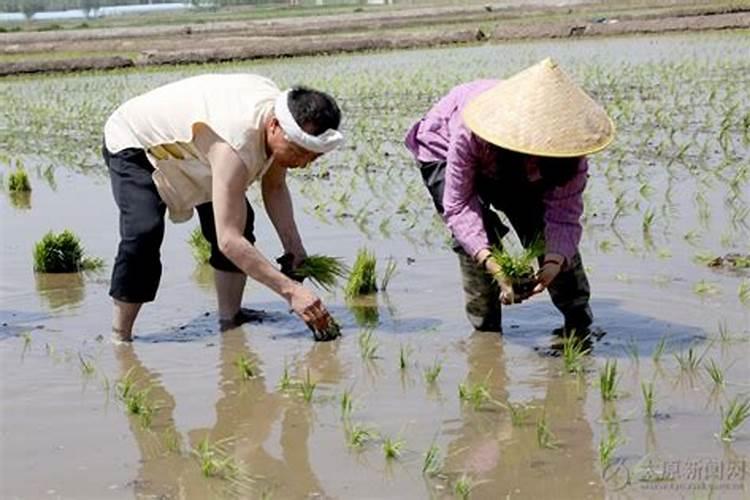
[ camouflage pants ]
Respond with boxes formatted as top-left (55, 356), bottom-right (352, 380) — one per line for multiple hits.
top-left (419, 160), bottom-right (592, 332)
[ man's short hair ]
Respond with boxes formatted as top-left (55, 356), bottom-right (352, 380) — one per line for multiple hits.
top-left (287, 86), bottom-right (342, 136)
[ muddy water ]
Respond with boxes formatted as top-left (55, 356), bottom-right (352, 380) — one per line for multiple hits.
top-left (2, 31), bottom-right (750, 499)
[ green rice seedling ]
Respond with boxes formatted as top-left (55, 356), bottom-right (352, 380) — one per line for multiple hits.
top-left (299, 369), bottom-right (316, 403)
top-left (382, 435), bottom-right (405, 460)
top-left (7, 168), bottom-right (31, 192)
top-left (454, 474), bottom-right (474, 500)
top-left (693, 280), bottom-right (719, 297)
top-left (536, 413), bottom-right (558, 449)
top-left (704, 359), bottom-right (725, 387)
top-left (277, 362), bottom-right (296, 392)
top-left (674, 346), bottom-right (706, 372)
top-left (624, 337), bottom-right (639, 363)
top-left (641, 381), bottom-right (655, 418)
top-left (188, 227), bottom-right (211, 264)
top-left (598, 239), bottom-right (613, 253)
top-left (562, 334), bottom-right (591, 373)
top-left (345, 248), bottom-right (378, 298)
top-left (358, 328), bottom-right (379, 360)
top-left (162, 429), bottom-right (182, 454)
top-left (21, 331), bottom-right (32, 350)
top-left (116, 367), bottom-right (137, 400)
top-left (424, 359), bottom-right (443, 385)
top-left (33, 230), bottom-right (103, 273)
top-left (345, 422), bottom-right (376, 450)
top-left (717, 321), bottom-right (731, 342)
top-left (683, 230), bottom-right (701, 246)
top-left (506, 402), bottom-right (529, 426)
top-left (599, 426), bottom-right (624, 468)
top-left (615, 273), bottom-right (630, 283)
top-left (340, 388), bottom-right (354, 420)
top-left (380, 258), bottom-right (398, 291)
top-left (652, 335), bottom-right (667, 363)
top-left (192, 437), bottom-right (242, 480)
top-left (422, 442), bottom-right (442, 476)
top-left (599, 360), bottom-right (619, 401)
top-left (641, 208), bottom-right (655, 234)
top-left (288, 254), bottom-right (349, 292)
top-left (739, 280), bottom-right (750, 306)
top-left (122, 385), bottom-right (157, 428)
top-left (234, 354), bottom-right (257, 380)
top-left (78, 353), bottom-right (96, 376)
top-left (720, 396), bottom-right (750, 441)
top-left (399, 344), bottom-right (411, 371)
top-left (458, 374), bottom-right (492, 411)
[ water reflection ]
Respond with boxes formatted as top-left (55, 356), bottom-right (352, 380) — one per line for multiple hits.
top-left (34, 272), bottom-right (85, 310)
top-left (114, 328), bottom-right (343, 498)
top-left (9, 191), bottom-right (31, 210)
top-left (443, 331), bottom-right (603, 499)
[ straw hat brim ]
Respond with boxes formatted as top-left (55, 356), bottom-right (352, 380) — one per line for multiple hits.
top-left (462, 58), bottom-right (615, 158)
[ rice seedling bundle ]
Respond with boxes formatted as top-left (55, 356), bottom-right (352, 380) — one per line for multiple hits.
top-left (345, 248), bottom-right (378, 298)
top-left (33, 229), bottom-right (102, 273)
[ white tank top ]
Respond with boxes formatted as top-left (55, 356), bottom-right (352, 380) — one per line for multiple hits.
top-left (104, 73), bottom-right (279, 222)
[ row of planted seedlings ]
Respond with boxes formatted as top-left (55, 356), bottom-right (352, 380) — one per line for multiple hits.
top-left (555, 323), bottom-right (750, 488)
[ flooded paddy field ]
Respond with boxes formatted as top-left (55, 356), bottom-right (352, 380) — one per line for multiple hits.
top-left (1, 31), bottom-right (749, 499)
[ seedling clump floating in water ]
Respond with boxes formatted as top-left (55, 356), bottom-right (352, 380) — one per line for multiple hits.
top-left (33, 230), bottom-right (103, 273)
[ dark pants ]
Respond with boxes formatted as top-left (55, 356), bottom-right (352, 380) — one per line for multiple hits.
top-left (104, 145), bottom-right (255, 303)
top-left (419, 160), bottom-right (592, 332)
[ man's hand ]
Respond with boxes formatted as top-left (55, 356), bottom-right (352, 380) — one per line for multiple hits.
top-left (532, 253), bottom-right (565, 294)
top-left (288, 284), bottom-right (331, 332)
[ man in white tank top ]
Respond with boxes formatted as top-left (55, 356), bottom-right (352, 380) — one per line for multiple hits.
top-left (103, 74), bottom-right (344, 341)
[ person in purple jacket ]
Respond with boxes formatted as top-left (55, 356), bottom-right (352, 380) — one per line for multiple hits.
top-left (405, 58), bottom-right (615, 334)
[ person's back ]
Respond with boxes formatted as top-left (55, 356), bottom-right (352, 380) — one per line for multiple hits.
top-left (105, 74), bottom-right (280, 223)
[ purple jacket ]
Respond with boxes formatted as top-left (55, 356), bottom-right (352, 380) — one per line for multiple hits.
top-left (405, 79), bottom-right (587, 262)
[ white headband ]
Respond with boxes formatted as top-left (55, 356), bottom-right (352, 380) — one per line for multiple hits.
top-left (274, 90), bottom-right (344, 154)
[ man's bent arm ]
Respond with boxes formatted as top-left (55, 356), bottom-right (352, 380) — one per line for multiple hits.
top-left (261, 163), bottom-right (305, 257)
top-left (208, 141), bottom-right (299, 301)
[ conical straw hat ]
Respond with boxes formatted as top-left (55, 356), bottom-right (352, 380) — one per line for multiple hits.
top-left (462, 58), bottom-right (615, 157)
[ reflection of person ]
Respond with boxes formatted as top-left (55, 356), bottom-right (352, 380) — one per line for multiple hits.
top-left (405, 58), bottom-right (614, 334)
top-left (444, 331), bottom-right (603, 497)
top-left (114, 330), bottom-right (339, 498)
top-left (104, 74), bottom-right (344, 341)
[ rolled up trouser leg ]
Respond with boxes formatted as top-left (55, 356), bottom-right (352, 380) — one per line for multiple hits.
top-left (546, 252), bottom-right (593, 330)
top-left (457, 249), bottom-right (502, 332)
